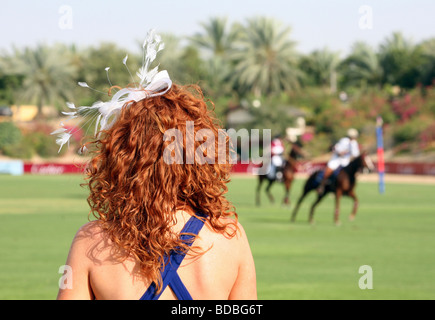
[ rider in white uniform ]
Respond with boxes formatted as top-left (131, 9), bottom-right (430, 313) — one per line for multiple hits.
top-left (317, 128), bottom-right (360, 194)
top-left (267, 135), bottom-right (285, 180)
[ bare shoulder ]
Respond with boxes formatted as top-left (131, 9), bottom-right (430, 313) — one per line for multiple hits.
top-left (57, 220), bottom-right (107, 300)
top-left (209, 217), bottom-right (256, 299)
top-left (72, 221), bottom-right (106, 247)
top-left (201, 216), bottom-right (253, 259)
top-left (205, 216), bottom-right (247, 239)
top-left (67, 220), bottom-right (112, 264)
top-left (76, 220), bottom-right (104, 236)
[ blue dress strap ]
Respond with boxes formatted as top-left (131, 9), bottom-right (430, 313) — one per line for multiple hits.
top-left (140, 212), bottom-right (206, 300)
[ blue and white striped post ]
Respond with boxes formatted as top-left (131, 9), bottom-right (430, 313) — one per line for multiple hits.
top-left (376, 117), bottom-right (385, 194)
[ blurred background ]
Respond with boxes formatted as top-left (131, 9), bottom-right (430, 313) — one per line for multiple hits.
top-left (1, 0), bottom-right (435, 301)
top-left (0, 0), bottom-right (434, 163)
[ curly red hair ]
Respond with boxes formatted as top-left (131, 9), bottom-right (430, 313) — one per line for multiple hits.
top-left (84, 84), bottom-right (237, 292)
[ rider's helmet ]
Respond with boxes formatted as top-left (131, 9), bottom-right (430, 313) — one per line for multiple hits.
top-left (347, 128), bottom-right (359, 139)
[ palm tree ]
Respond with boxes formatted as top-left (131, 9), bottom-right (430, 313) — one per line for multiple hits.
top-left (340, 41), bottom-right (383, 88)
top-left (190, 16), bottom-right (240, 58)
top-left (3, 44), bottom-right (77, 117)
top-left (378, 32), bottom-right (422, 88)
top-left (189, 17), bottom-right (240, 96)
top-left (299, 47), bottom-right (341, 92)
top-left (231, 17), bottom-right (301, 97)
top-left (417, 38), bottom-right (435, 87)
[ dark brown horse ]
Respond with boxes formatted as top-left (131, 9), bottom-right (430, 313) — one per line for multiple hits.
top-left (290, 153), bottom-right (373, 225)
top-left (256, 143), bottom-right (304, 206)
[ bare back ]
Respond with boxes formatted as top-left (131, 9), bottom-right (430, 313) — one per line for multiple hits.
top-left (57, 210), bottom-right (257, 300)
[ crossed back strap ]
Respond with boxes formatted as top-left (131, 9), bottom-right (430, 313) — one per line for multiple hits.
top-left (140, 213), bottom-right (206, 300)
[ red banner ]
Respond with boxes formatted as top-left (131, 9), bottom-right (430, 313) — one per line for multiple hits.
top-left (24, 163), bottom-right (85, 174)
top-left (22, 161), bottom-right (435, 176)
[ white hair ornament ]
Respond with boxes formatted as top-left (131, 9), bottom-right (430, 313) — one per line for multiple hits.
top-left (51, 29), bottom-right (172, 153)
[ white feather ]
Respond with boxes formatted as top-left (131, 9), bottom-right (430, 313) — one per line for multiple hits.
top-left (66, 102), bottom-right (75, 109)
top-left (56, 132), bottom-right (72, 152)
top-left (146, 48), bottom-right (157, 63)
top-left (50, 127), bottom-right (67, 135)
top-left (53, 30), bottom-right (172, 154)
top-left (145, 66), bottom-right (158, 84)
top-left (61, 111), bottom-right (76, 116)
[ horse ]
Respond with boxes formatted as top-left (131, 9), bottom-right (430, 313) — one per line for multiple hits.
top-left (256, 143), bottom-right (304, 206)
top-left (290, 153), bottom-right (374, 225)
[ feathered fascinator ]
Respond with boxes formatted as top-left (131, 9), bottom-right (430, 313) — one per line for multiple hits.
top-left (51, 29), bottom-right (172, 152)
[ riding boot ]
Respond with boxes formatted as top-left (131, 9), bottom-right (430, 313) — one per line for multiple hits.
top-left (317, 168), bottom-right (333, 195)
top-left (316, 179), bottom-right (326, 195)
top-left (267, 164), bottom-right (276, 180)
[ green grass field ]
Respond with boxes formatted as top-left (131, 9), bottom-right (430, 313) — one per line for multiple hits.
top-left (0, 174), bottom-right (434, 300)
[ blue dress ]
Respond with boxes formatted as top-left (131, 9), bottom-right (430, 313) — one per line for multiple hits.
top-left (139, 213), bottom-right (206, 300)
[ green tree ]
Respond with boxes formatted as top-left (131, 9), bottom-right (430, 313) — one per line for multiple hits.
top-left (231, 17), bottom-right (301, 97)
top-left (2, 44), bottom-right (77, 117)
top-left (378, 32), bottom-right (423, 88)
top-left (299, 47), bottom-right (340, 92)
top-left (177, 45), bottom-right (207, 85)
top-left (189, 17), bottom-right (239, 100)
top-left (190, 16), bottom-right (240, 58)
top-left (79, 42), bottom-right (138, 105)
top-left (417, 38), bottom-right (435, 87)
top-left (339, 41), bottom-right (383, 89)
top-left (0, 74), bottom-right (23, 106)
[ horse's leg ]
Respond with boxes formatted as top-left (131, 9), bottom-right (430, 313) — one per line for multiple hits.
top-left (334, 190), bottom-right (342, 226)
top-left (290, 191), bottom-right (307, 222)
top-left (291, 173), bottom-right (317, 222)
top-left (265, 179), bottom-right (275, 203)
top-left (256, 176), bottom-right (264, 206)
top-left (348, 189), bottom-right (359, 221)
top-left (282, 177), bottom-right (292, 206)
top-left (308, 194), bottom-right (325, 224)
